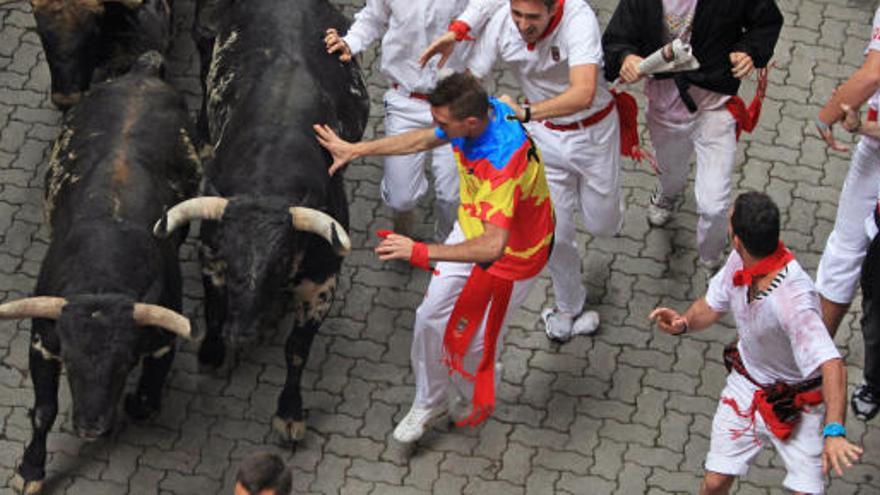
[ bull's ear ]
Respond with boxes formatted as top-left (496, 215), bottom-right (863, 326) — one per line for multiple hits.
top-left (100, 0), bottom-right (144, 9)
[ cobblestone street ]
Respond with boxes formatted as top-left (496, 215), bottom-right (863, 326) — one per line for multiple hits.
top-left (1, 0), bottom-right (880, 493)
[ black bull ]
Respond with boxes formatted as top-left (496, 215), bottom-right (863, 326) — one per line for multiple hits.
top-left (0, 54), bottom-right (200, 493)
top-left (31, 0), bottom-right (172, 109)
top-left (155, 0), bottom-right (369, 442)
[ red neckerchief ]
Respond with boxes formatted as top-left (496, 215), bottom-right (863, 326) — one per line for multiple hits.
top-left (732, 241), bottom-right (794, 287)
top-left (442, 265), bottom-right (513, 427)
top-left (527, 0), bottom-right (565, 51)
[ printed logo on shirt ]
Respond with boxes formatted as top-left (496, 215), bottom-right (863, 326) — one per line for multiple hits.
top-left (551, 46), bottom-right (560, 62)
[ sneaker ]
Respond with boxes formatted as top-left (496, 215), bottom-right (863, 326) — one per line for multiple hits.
top-left (851, 383), bottom-right (879, 421)
top-left (699, 256), bottom-right (724, 280)
top-left (542, 307), bottom-right (574, 342)
top-left (572, 310), bottom-right (600, 336)
top-left (393, 404), bottom-right (447, 443)
top-left (647, 194), bottom-right (674, 227)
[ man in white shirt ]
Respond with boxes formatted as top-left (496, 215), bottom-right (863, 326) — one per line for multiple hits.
top-left (324, 0), bottom-right (496, 240)
top-left (650, 192), bottom-right (862, 495)
top-left (813, 7), bottom-right (880, 421)
top-left (603, 0), bottom-right (783, 278)
top-left (422, 0), bottom-right (625, 342)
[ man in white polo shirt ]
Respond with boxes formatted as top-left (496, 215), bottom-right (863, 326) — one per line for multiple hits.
top-left (324, 0), bottom-right (498, 239)
top-left (650, 192), bottom-right (862, 494)
top-left (422, 0), bottom-right (624, 342)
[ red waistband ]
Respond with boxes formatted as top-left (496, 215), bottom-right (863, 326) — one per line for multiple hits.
top-left (543, 99), bottom-right (615, 131)
top-left (392, 83), bottom-right (430, 101)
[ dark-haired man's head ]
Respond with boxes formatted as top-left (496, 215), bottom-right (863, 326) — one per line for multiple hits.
top-left (234, 452), bottom-right (291, 495)
top-left (729, 191), bottom-right (780, 259)
top-left (428, 72), bottom-right (490, 139)
top-left (510, 0), bottom-right (558, 44)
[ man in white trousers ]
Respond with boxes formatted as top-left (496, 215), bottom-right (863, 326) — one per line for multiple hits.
top-left (813, 6), bottom-right (880, 420)
top-left (651, 192), bottom-right (862, 495)
top-left (316, 73), bottom-right (554, 444)
top-left (422, 0), bottom-right (624, 343)
top-left (603, 0), bottom-right (783, 277)
top-left (324, 0), bottom-right (498, 239)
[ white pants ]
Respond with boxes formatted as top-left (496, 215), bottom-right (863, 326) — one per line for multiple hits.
top-left (706, 371), bottom-right (826, 494)
top-left (412, 223), bottom-right (537, 409)
top-left (646, 104), bottom-right (737, 263)
top-left (816, 139), bottom-right (880, 304)
top-left (382, 89), bottom-right (459, 233)
top-left (526, 114), bottom-right (623, 315)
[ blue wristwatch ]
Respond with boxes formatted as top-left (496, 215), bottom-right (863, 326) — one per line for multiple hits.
top-left (822, 422), bottom-right (846, 438)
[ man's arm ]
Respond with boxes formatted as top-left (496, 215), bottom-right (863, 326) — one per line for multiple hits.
top-left (820, 358), bottom-right (864, 476)
top-left (376, 222), bottom-right (509, 264)
top-left (649, 298), bottom-right (724, 335)
top-left (601, 0), bottom-right (643, 82)
top-left (314, 125), bottom-right (445, 175)
top-left (730, 0), bottom-right (783, 69)
top-left (419, 0), bottom-right (505, 68)
top-left (818, 50), bottom-right (880, 131)
top-left (502, 65), bottom-right (598, 121)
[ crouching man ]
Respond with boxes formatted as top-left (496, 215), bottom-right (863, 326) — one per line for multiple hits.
top-left (315, 72), bottom-right (554, 443)
top-left (650, 191), bottom-right (862, 494)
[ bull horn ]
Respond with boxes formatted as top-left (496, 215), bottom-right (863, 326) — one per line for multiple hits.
top-left (289, 207), bottom-right (351, 256)
top-left (132, 304), bottom-right (193, 339)
top-left (154, 197), bottom-right (229, 238)
top-left (0, 297), bottom-right (67, 320)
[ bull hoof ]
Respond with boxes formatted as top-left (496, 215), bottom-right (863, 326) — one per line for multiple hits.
top-left (124, 392), bottom-right (160, 421)
top-left (10, 473), bottom-right (43, 495)
top-left (272, 416), bottom-right (306, 443)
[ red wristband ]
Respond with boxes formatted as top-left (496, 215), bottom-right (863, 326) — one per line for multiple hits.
top-left (448, 21), bottom-right (474, 42)
top-left (410, 242), bottom-right (436, 273)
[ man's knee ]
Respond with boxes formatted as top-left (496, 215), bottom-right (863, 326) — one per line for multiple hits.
top-left (700, 471), bottom-right (735, 495)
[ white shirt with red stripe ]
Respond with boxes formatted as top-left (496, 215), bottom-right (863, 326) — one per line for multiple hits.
top-left (466, 0), bottom-right (613, 125)
top-left (705, 250), bottom-right (841, 385)
top-left (342, 0), bottom-right (487, 94)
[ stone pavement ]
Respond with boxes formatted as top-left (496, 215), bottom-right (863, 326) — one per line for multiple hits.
top-left (1, 0), bottom-right (880, 493)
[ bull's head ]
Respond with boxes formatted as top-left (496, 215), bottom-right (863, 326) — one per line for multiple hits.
top-left (0, 294), bottom-right (191, 439)
top-left (30, 0), bottom-right (168, 109)
top-left (154, 197), bottom-right (350, 344)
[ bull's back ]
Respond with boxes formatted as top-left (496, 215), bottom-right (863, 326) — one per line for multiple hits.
top-left (48, 72), bottom-right (200, 232)
top-left (206, 0), bottom-right (368, 198)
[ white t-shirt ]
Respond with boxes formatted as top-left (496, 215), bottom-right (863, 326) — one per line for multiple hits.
top-left (343, 0), bottom-right (475, 94)
top-left (467, 0), bottom-right (613, 125)
top-left (705, 250), bottom-right (841, 385)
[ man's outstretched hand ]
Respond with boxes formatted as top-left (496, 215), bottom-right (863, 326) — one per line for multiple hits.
top-left (419, 32), bottom-right (457, 69)
top-left (314, 124), bottom-right (357, 175)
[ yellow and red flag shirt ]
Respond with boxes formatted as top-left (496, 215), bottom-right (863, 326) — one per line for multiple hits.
top-left (435, 98), bottom-right (554, 281)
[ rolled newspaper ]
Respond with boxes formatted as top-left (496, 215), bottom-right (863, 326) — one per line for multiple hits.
top-left (639, 38), bottom-right (700, 75)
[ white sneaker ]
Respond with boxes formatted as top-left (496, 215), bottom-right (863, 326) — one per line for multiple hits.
top-left (393, 404), bottom-right (447, 443)
top-left (647, 194), bottom-right (673, 227)
top-left (572, 310), bottom-right (600, 336)
top-left (542, 307), bottom-right (574, 342)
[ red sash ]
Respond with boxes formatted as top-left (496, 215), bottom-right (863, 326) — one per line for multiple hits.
top-left (726, 65), bottom-right (771, 141)
top-left (612, 90), bottom-right (660, 174)
top-left (442, 265), bottom-right (513, 427)
top-left (732, 241), bottom-right (794, 287)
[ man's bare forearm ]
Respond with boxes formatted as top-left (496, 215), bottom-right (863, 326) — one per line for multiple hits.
top-left (819, 58), bottom-right (880, 125)
top-left (821, 358), bottom-right (847, 425)
top-left (353, 128), bottom-right (444, 159)
top-left (531, 65), bottom-right (598, 121)
top-left (681, 298), bottom-right (724, 332)
top-left (426, 223), bottom-right (508, 264)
